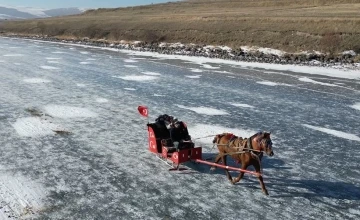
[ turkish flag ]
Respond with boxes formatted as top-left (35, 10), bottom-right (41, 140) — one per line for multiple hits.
top-left (138, 105), bottom-right (148, 117)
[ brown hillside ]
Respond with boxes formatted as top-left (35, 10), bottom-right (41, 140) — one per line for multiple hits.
top-left (1, 0), bottom-right (360, 53)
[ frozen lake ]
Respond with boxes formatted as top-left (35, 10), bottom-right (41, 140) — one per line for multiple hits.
top-left (0, 37), bottom-right (360, 219)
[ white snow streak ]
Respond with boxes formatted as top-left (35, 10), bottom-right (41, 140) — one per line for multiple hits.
top-left (0, 172), bottom-right (48, 219)
top-left (350, 103), bottom-right (360, 111)
top-left (230, 103), bottom-right (255, 108)
top-left (44, 105), bottom-right (98, 118)
top-left (299, 77), bottom-right (336, 87)
top-left (175, 104), bottom-right (228, 115)
top-left (24, 78), bottom-right (51, 84)
top-left (12, 117), bottom-right (62, 137)
top-left (40, 66), bottom-right (60, 70)
top-left (303, 124), bottom-right (360, 142)
top-left (114, 75), bottom-right (158, 81)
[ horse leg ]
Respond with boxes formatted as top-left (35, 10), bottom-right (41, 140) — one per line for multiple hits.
top-left (231, 163), bottom-right (246, 185)
top-left (210, 153), bottom-right (222, 171)
top-left (222, 156), bottom-right (234, 184)
top-left (253, 160), bottom-right (269, 195)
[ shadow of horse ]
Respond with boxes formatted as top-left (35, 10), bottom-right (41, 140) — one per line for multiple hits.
top-left (262, 177), bottom-right (360, 200)
top-left (185, 152), bottom-right (286, 178)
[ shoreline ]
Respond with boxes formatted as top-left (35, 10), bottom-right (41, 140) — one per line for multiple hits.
top-left (1, 34), bottom-right (360, 72)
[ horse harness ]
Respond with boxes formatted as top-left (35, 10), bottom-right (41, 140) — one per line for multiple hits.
top-left (216, 133), bottom-right (264, 159)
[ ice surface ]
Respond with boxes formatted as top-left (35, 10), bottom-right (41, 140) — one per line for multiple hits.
top-left (350, 103), bottom-right (360, 111)
top-left (303, 124), bottom-right (360, 142)
top-left (299, 77), bottom-right (336, 87)
top-left (230, 103), bottom-right (255, 108)
top-left (44, 105), bottom-right (98, 118)
top-left (40, 66), bottom-right (60, 70)
top-left (24, 78), bottom-right (51, 83)
top-left (114, 75), bottom-right (158, 81)
top-left (185, 75), bottom-right (202, 79)
top-left (12, 117), bottom-right (62, 137)
top-left (175, 104), bottom-right (229, 115)
top-left (142, 71), bottom-right (161, 76)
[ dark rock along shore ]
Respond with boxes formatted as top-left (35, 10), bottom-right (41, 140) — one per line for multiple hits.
top-left (3, 34), bottom-right (360, 69)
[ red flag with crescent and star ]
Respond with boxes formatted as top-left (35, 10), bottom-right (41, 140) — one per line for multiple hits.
top-left (138, 105), bottom-right (148, 117)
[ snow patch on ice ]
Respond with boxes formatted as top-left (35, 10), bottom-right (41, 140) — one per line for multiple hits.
top-left (96, 98), bottom-right (109, 103)
top-left (80, 61), bottom-right (91, 65)
top-left (230, 103), bottom-right (255, 108)
top-left (0, 172), bottom-right (48, 219)
top-left (52, 51), bottom-right (66, 54)
top-left (40, 66), bottom-right (60, 70)
top-left (46, 57), bottom-right (61, 60)
top-left (86, 58), bottom-right (96, 61)
top-left (175, 104), bottom-right (228, 115)
top-left (44, 105), bottom-right (98, 118)
top-left (12, 117), bottom-right (62, 137)
top-left (256, 81), bottom-right (278, 86)
top-left (202, 64), bottom-right (220, 69)
top-left (120, 50), bottom-right (360, 80)
top-left (303, 124), bottom-right (360, 142)
top-left (124, 59), bottom-right (138, 63)
top-left (124, 88), bottom-right (137, 91)
top-left (124, 65), bottom-right (138, 68)
top-left (80, 51), bottom-right (89, 54)
top-left (114, 75), bottom-right (158, 81)
top-left (3, 54), bottom-right (24, 57)
top-left (142, 71), bottom-right (161, 76)
top-left (350, 103), bottom-right (360, 111)
top-left (299, 77), bottom-right (336, 87)
top-left (154, 94), bottom-right (165, 97)
top-left (47, 61), bottom-right (60, 64)
top-left (24, 78), bottom-right (51, 84)
top-left (190, 68), bottom-right (204, 73)
top-left (185, 75), bottom-right (202, 79)
top-left (76, 83), bottom-right (86, 87)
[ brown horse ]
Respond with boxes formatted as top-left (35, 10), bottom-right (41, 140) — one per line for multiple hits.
top-left (211, 132), bottom-right (274, 195)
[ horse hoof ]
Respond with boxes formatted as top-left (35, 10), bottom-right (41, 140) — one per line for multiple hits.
top-left (263, 190), bottom-right (269, 196)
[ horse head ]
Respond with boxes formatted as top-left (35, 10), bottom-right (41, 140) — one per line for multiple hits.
top-left (252, 131), bottom-right (274, 157)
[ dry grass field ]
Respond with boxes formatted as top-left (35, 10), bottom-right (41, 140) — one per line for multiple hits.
top-left (1, 0), bottom-right (360, 53)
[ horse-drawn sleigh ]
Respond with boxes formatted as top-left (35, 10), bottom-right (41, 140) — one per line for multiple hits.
top-left (138, 106), bottom-right (274, 195)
